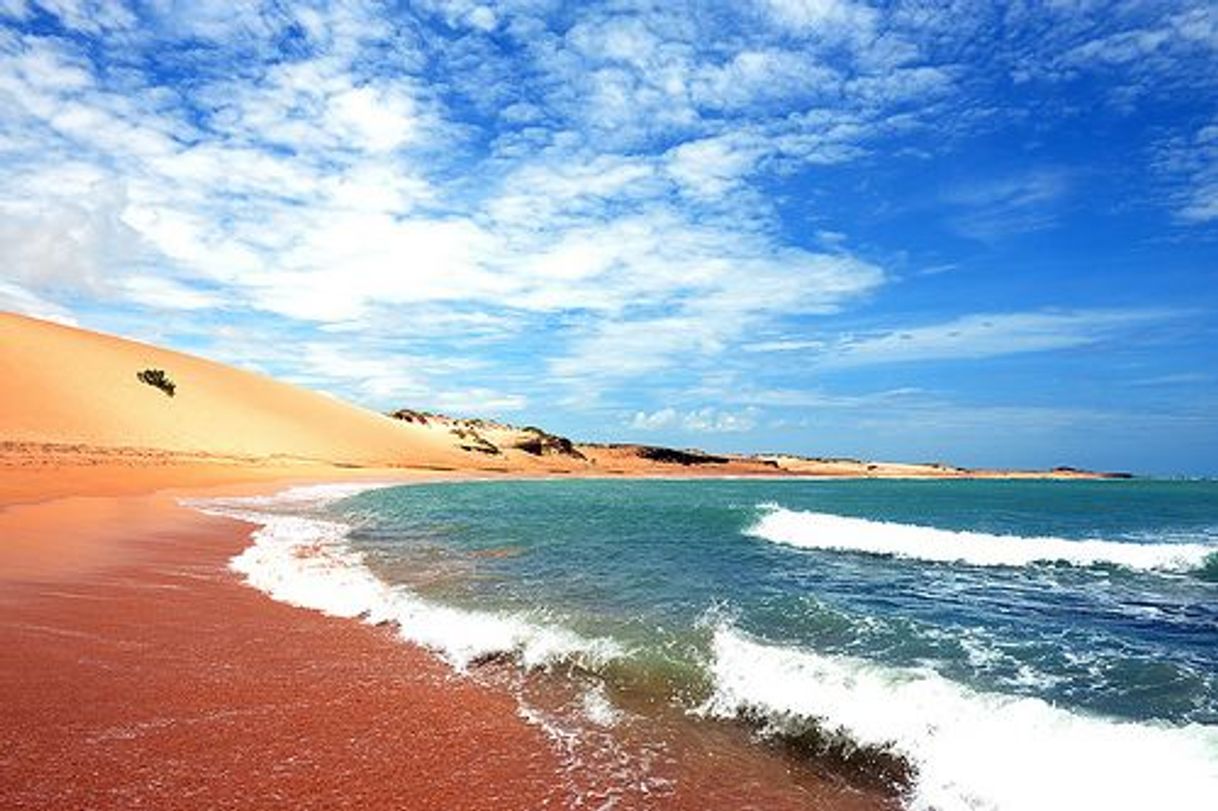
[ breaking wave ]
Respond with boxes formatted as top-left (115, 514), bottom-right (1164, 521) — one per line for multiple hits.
top-left (700, 625), bottom-right (1218, 811)
top-left (185, 484), bottom-right (622, 672)
top-left (747, 505), bottom-right (1218, 572)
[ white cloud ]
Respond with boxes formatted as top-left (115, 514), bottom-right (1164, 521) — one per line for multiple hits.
top-left (666, 134), bottom-right (765, 199)
top-left (758, 0), bottom-right (878, 37)
top-left (326, 84), bottom-right (420, 153)
top-left (269, 340), bottom-right (525, 414)
top-left (690, 48), bottom-right (839, 110)
top-left (630, 406), bottom-right (759, 433)
top-left (541, 216), bottom-right (884, 382)
top-left (1059, 6), bottom-right (1218, 72)
top-left (553, 314), bottom-right (728, 381)
top-left (682, 406), bottom-right (759, 433)
top-left (741, 338), bottom-right (826, 353)
top-left (630, 407), bottom-right (678, 430)
top-left (33, 0), bottom-right (137, 32)
top-left (426, 387), bottom-right (526, 415)
top-left (0, 168), bottom-right (145, 290)
top-left (1010, 2), bottom-right (1218, 107)
top-left (0, 1), bottom-right (29, 20)
top-left (418, 0), bottom-right (500, 33)
top-left (2, 0), bottom-right (1209, 429)
top-left (0, 5), bottom-right (888, 401)
top-left (247, 215), bottom-right (500, 321)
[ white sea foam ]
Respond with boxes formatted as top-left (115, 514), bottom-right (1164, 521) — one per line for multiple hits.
top-left (701, 625), bottom-right (1218, 811)
top-left (747, 505), bottom-right (1218, 572)
top-left (186, 486), bottom-right (622, 672)
top-left (581, 683), bottom-right (623, 728)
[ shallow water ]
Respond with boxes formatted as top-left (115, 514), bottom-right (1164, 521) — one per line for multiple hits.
top-left (199, 478), bottom-right (1218, 810)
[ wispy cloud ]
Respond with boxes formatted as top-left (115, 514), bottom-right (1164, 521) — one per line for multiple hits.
top-left (819, 310), bottom-right (1178, 368)
top-left (941, 171), bottom-right (1069, 240)
top-left (1152, 117), bottom-right (1218, 223)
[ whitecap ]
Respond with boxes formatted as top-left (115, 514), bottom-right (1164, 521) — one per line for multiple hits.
top-left (747, 506), bottom-right (1217, 572)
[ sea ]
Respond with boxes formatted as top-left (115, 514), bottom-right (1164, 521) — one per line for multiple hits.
top-left (193, 477), bottom-right (1218, 811)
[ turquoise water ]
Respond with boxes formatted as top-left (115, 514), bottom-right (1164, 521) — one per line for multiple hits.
top-left (249, 478), bottom-right (1218, 809)
top-left (339, 479), bottom-right (1218, 721)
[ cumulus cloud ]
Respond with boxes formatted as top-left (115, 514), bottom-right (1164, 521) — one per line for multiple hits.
top-left (630, 407), bottom-right (679, 430)
top-left (630, 406), bottom-right (759, 433)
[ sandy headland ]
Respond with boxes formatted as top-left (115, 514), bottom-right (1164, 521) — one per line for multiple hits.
top-left (0, 311), bottom-right (1122, 809)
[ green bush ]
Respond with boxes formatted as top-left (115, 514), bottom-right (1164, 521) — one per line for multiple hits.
top-left (136, 368), bottom-right (176, 397)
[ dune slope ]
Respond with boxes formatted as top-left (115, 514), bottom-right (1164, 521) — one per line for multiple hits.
top-left (0, 312), bottom-right (465, 468)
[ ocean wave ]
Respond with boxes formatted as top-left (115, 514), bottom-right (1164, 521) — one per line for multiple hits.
top-left (746, 505), bottom-right (1218, 572)
top-left (186, 487), bottom-right (622, 672)
top-left (700, 625), bottom-right (1218, 811)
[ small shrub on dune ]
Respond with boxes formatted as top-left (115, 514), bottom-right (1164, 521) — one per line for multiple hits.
top-left (136, 368), bottom-right (176, 397)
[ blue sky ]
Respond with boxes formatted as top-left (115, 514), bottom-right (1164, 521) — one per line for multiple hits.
top-left (1, 1), bottom-right (1216, 475)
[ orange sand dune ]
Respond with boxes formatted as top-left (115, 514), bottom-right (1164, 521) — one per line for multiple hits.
top-left (0, 311), bottom-right (466, 468)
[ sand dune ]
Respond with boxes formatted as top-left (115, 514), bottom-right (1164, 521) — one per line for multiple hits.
top-left (0, 312), bottom-right (467, 468)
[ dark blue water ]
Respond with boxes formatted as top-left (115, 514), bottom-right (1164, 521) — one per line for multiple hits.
top-left (324, 478), bottom-right (1218, 809)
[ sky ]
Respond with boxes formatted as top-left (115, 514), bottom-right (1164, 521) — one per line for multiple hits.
top-left (1, 1), bottom-right (1216, 475)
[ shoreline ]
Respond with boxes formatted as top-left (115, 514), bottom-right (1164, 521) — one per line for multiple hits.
top-left (0, 466), bottom-right (896, 810)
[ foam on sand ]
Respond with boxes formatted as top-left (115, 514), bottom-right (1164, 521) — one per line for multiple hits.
top-left (186, 485), bottom-right (621, 672)
top-left (701, 625), bottom-right (1218, 811)
top-left (747, 505), bottom-right (1218, 572)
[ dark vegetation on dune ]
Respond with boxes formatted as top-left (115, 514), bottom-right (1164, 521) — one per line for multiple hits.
top-left (388, 408), bottom-right (430, 424)
top-left (388, 408), bottom-right (586, 460)
top-left (513, 426), bottom-right (587, 460)
top-left (636, 446), bottom-right (730, 465)
top-left (136, 368), bottom-right (176, 397)
top-left (450, 426), bottom-right (501, 455)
